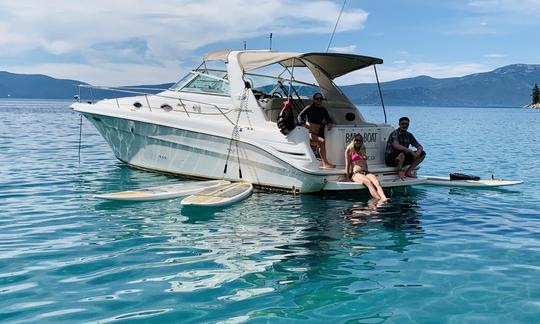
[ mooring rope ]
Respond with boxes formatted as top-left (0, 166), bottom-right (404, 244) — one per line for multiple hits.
top-left (78, 114), bottom-right (83, 165)
top-left (223, 87), bottom-right (248, 179)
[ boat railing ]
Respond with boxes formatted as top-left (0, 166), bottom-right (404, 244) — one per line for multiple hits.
top-left (74, 84), bottom-right (235, 125)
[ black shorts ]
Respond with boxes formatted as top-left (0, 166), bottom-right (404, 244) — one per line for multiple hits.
top-left (385, 150), bottom-right (426, 167)
top-left (310, 127), bottom-right (325, 139)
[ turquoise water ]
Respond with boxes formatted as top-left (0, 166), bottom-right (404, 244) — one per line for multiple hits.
top-left (1, 99), bottom-right (539, 323)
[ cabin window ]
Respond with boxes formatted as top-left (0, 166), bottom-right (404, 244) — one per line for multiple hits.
top-left (170, 70), bottom-right (230, 95)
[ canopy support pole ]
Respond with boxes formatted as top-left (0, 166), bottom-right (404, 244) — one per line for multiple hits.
top-left (374, 65), bottom-right (387, 124)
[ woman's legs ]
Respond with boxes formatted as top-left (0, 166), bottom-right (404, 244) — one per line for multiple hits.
top-left (319, 142), bottom-right (336, 168)
top-left (309, 133), bottom-right (335, 168)
top-left (367, 173), bottom-right (387, 200)
top-left (352, 173), bottom-right (381, 199)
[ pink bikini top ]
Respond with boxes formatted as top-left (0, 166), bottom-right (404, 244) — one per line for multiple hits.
top-left (351, 152), bottom-right (367, 162)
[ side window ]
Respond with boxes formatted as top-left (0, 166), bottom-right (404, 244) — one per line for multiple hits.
top-left (170, 73), bottom-right (194, 91)
top-left (184, 74), bottom-right (230, 95)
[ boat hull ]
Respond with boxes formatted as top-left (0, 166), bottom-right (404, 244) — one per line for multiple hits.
top-left (83, 112), bottom-right (326, 193)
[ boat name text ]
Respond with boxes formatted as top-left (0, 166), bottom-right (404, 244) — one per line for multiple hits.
top-left (345, 132), bottom-right (377, 144)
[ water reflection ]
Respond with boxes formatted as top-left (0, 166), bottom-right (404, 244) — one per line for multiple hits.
top-left (83, 192), bottom-right (311, 294)
top-left (341, 190), bottom-right (425, 253)
top-left (221, 190), bottom-right (428, 319)
top-left (343, 197), bottom-right (386, 223)
top-left (76, 168), bottom-right (429, 319)
top-left (4, 100), bottom-right (540, 323)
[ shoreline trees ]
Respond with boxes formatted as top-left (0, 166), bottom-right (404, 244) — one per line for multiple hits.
top-left (527, 83), bottom-right (540, 108)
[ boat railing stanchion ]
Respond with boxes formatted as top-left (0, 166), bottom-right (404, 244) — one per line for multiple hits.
top-left (177, 98), bottom-right (190, 117)
top-left (144, 94), bottom-right (152, 112)
top-left (214, 105), bottom-right (235, 126)
top-left (76, 85), bottom-right (81, 102)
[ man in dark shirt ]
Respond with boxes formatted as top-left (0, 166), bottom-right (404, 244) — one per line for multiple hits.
top-left (385, 116), bottom-right (426, 179)
top-left (297, 93), bottom-right (335, 168)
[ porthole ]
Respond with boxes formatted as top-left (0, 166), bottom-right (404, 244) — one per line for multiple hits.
top-left (160, 104), bottom-right (173, 111)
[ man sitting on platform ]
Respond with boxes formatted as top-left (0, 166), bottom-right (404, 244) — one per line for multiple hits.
top-left (385, 116), bottom-right (426, 179)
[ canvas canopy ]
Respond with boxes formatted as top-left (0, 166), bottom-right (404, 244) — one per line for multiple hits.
top-left (203, 50), bottom-right (232, 63)
top-left (203, 50), bottom-right (383, 80)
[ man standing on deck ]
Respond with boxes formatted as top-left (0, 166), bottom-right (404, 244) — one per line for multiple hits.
top-left (297, 93), bottom-right (335, 168)
top-left (385, 116), bottom-right (426, 179)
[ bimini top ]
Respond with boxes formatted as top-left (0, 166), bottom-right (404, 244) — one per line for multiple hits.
top-left (203, 50), bottom-right (383, 80)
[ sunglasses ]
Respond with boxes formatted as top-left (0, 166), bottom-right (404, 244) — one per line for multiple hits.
top-left (314, 97), bottom-right (323, 101)
top-left (400, 123), bottom-right (409, 126)
top-left (354, 139), bottom-right (363, 142)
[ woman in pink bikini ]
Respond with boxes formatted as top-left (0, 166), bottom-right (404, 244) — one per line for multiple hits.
top-left (344, 134), bottom-right (388, 200)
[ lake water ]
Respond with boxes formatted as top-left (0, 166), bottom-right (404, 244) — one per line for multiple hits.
top-left (1, 99), bottom-right (539, 323)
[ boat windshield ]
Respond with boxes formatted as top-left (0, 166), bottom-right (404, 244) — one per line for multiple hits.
top-left (170, 69), bottom-right (230, 95)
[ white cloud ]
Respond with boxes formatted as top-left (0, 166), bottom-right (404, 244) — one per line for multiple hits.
top-left (42, 40), bottom-right (74, 55)
top-left (484, 53), bottom-right (506, 58)
top-left (2, 62), bottom-right (183, 86)
top-left (449, 0), bottom-right (540, 35)
top-left (468, 0), bottom-right (540, 15)
top-left (0, 0), bottom-right (368, 85)
top-left (335, 62), bottom-right (491, 85)
top-left (328, 45), bottom-right (357, 54)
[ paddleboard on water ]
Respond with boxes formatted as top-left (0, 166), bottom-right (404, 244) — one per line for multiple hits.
top-left (181, 182), bottom-right (253, 207)
top-left (425, 176), bottom-right (523, 187)
top-left (94, 180), bottom-right (230, 201)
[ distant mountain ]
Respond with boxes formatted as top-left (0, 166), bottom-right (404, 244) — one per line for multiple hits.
top-left (76, 83), bottom-right (174, 101)
top-left (0, 71), bottom-right (174, 100)
top-left (1, 64), bottom-right (539, 107)
top-left (0, 71), bottom-right (86, 99)
top-left (342, 64), bottom-right (540, 107)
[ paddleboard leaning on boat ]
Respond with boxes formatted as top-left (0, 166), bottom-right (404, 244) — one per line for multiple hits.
top-left (181, 182), bottom-right (254, 207)
top-left (94, 180), bottom-right (229, 201)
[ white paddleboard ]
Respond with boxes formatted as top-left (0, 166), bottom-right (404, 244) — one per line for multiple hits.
top-left (181, 182), bottom-right (253, 207)
top-left (94, 180), bottom-right (230, 201)
top-left (425, 176), bottom-right (523, 187)
top-left (323, 177), bottom-right (427, 191)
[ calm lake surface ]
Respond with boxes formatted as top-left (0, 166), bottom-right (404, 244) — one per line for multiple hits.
top-left (1, 99), bottom-right (539, 323)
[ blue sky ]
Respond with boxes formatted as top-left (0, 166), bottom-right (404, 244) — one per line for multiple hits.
top-left (0, 0), bottom-right (538, 85)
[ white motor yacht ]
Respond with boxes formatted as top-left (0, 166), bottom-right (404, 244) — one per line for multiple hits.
top-left (72, 50), bottom-right (424, 193)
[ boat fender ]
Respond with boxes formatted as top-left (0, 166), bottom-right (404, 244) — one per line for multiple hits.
top-left (449, 173), bottom-right (480, 181)
top-left (277, 99), bottom-right (296, 135)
